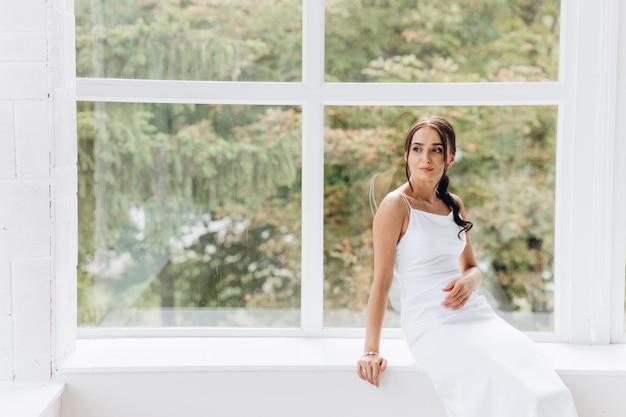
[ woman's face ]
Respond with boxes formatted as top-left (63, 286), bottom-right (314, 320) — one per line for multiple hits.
top-left (406, 126), bottom-right (454, 184)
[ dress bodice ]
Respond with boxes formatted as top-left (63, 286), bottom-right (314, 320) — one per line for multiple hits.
top-left (394, 208), bottom-right (466, 282)
top-left (394, 204), bottom-right (492, 333)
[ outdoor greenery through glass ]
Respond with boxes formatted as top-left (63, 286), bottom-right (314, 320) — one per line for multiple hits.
top-left (323, 106), bottom-right (557, 332)
top-left (77, 103), bottom-right (302, 326)
top-left (76, 0), bottom-right (302, 81)
top-left (325, 0), bottom-right (560, 82)
top-left (76, 0), bottom-right (562, 330)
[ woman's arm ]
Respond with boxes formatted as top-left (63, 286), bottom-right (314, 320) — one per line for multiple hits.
top-left (357, 193), bottom-right (407, 387)
top-left (442, 195), bottom-right (482, 310)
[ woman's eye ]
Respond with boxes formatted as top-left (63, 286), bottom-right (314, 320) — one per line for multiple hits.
top-left (433, 148), bottom-right (443, 153)
top-left (412, 146), bottom-right (421, 152)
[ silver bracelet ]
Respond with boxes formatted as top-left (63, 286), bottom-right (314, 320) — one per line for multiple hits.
top-left (361, 351), bottom-right (379, 357)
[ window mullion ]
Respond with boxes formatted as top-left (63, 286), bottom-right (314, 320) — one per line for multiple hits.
top-left (557, 0), bottom-right (620, 344)
top-left (300, 0), bottom-right (325, 335)
top-left (610, 0), bottom-right (626, 343)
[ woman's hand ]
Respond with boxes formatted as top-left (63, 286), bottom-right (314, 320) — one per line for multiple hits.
top-left (357, 353), bottom-right (388, 387)
top-left (441, 277), bottom-right (475, 310)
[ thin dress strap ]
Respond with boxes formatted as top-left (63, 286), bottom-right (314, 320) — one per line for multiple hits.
top-left (398, 193), bottom-right (412, 217)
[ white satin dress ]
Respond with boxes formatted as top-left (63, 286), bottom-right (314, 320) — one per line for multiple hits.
top-left (394, 201), bottom-right (578, 417)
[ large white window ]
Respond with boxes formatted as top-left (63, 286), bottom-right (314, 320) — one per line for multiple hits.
top-left (76, 0), bottom-right (625, 342)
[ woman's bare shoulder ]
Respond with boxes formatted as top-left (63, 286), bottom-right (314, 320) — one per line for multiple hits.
top-left (373, 191), bottom-right (409, 223)
top-left (374, 191), bottom-right (409, 241)
top-left (449, 193), bottom-right (471, 220)
top-left (449, 192), bottom-right (466, 209)
top-left (378, 190), bottom-right (409, 212)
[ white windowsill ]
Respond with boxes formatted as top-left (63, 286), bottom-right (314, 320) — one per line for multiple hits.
top-left (0, 383), bottom-right (65, 417)
top-left (56, 337), bottom-right (626, 377)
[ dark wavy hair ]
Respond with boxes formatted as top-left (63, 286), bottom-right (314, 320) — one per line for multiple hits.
top-left (403, 115), bottom-right (473, 235)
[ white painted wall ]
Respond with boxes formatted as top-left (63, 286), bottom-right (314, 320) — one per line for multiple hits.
top-left (57, 370), bottom-right (626, 417)
top-left (55, 337), bottom-right (626, 417)
top-left (0, 0), bottom-right (77, 382)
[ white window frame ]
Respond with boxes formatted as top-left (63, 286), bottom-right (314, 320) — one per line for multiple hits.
top-left (75, 0), bottom-right (626, 344)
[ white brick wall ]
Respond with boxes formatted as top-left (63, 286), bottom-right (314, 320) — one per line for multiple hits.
top-left (13, 259), bottom-right (52, 379)
top-left (0, 102), bottom-right (15, 178)
top-left (0, 0), bottom-right (77, 382)
top-left (0, 33), bottom-right (47, 62)
top-left (0, 1), bottom-right (47, 32)
top-left (15, 100), bottom-right (51, 178)
top-left (0, 261), bottom-right (11, 379)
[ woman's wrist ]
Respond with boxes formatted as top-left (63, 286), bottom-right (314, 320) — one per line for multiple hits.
top-left (361, 351), bottom-right (380, 357)
top-left (462, 267), bottom-right (481, 291)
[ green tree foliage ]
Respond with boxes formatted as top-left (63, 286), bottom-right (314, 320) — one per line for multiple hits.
top-left (76, 0), bottom-right (560, 328)
top-left (323, 0), bottom-right (560, 327)
top-left (323, 104), bottom-right (556, 325)
top-left (77, 0), bottom-right (301, 80)
top-left (326, 0), bottom-right (559, 82)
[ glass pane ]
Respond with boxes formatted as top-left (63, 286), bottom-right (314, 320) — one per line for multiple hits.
top-left (324, 105), bottom-right (557, 332)
top-left (326, 0), bottom-right (560, 82)
top-left (75, 0), bottom-right (302, 81)
top-left (78, 102), bottom-right (302, 327)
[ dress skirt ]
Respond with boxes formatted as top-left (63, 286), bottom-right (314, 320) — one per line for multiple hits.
top-left (405, 315), bottom-right (579, 417)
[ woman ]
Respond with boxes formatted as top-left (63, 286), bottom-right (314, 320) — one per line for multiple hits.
top-left (356, 116), bottom-right (578, 417)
